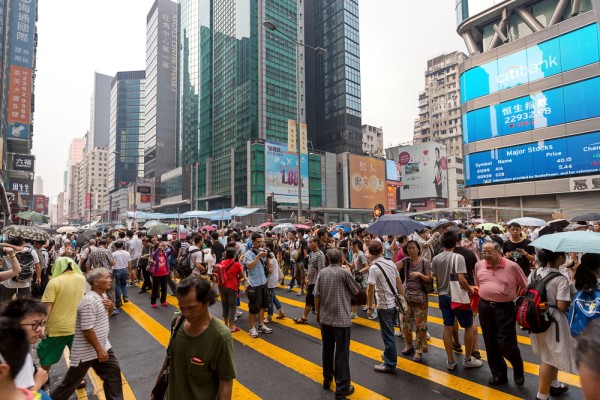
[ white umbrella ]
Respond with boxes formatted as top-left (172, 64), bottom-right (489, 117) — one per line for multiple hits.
top-left (57, 226), bottom-right (79, 233)
top-left (507, 217), bottom-right (548, 227)
top-left (143, 220), bottom-right (161, 228)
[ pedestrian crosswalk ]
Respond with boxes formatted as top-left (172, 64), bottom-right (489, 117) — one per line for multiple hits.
top-left (96, 283), bottom-right (582, 399)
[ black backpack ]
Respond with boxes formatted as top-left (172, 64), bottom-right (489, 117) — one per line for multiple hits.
top-left (175, 249), bottom-right (201, 278)
top-left (515, 270), bottom-right (563, 338)
top-left (13, 247), bottom-right (36, 284)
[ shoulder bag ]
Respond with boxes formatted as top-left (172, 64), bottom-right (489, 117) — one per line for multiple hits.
top-left (374, 262), bottom-right (408, 315)
top-left (449, 254), bottom-right (471, 311)
top-left (151, 315), bottom-right (186, 400)
top-left (403, 259), bottom-right (426, 304)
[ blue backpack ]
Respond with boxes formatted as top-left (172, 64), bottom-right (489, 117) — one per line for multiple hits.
top-left (569, 288), bottom-right (600, 337)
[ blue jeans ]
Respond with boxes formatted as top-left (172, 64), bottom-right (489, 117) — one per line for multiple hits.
top-left (113, 269), bottom-right (128, 306)
top-left (377, 308), bottom-right (397, 368)
top-left (268, 288), bottom-right (282, 317)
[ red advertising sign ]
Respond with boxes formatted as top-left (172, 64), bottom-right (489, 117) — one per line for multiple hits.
top-left (7, 65), bottom-right (32, 124)
top-left (33, 195), bottom-right (47, 214)
top-left (85, 193), bottom-right (91, 209)
top-left (386, 185), bottom-right (397, 211)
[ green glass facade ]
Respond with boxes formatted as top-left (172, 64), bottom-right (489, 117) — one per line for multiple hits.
top-left (179, 0), bottom-right (302, 210)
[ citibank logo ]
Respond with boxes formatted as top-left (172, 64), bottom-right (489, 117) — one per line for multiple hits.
top-left (496, 56), bottom-right (558, 84)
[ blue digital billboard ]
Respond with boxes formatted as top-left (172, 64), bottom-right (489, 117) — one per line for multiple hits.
top-left (463, 76), bottom-right (600, 144)
top-left (9, 0), bottom-right (36, 69)
top-left (465, 131), bottom-right (600, 186)
top-left (460, 24), bottom-right (600, 103)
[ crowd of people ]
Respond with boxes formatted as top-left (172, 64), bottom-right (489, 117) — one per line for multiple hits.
top-left (0, 218), bottom-right (599, 399)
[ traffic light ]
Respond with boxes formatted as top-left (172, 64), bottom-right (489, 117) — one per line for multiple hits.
top-left (266, 194), bottom-right (274, 215)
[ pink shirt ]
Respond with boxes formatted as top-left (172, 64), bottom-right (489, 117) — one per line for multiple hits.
top-left (475, 257), bottom-right (527, 302)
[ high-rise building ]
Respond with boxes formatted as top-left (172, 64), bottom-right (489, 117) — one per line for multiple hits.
top-left (0, 0), bottom-right (38, 213)
top-left (144, 0), bottom-right (178, 181)
top-left (87, 72), bottom-right (113, 152)
top-left (457, 0), bottom-right (600, 220)
top-left (73, 147), bottom-right (109, 223)
top-left (108, 71), bottom-right (146, 192)
top-left (66, 138), bottom-right (85, 219)
top-left (361, 125), bottom-right (384, 156)
top-left (412, 52), bottom-right (467, 207)
top-left (33, 175), bottom-right (43, 195)
top-left (305, 0), bottom-right (362, 154)
top-left (179, 0), bottom-right (305, 210)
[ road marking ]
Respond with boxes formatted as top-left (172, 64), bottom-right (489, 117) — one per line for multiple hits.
top-left (282, 284), bottom-right (531, 345)
top-left (137, 296), bottom-right (388, 399)
top-left (62, 348), bottom-right (88, 400)
top-left (120, 301), bottom-right (260, 400)
top-left (274, 292), bottom-right (579, 387)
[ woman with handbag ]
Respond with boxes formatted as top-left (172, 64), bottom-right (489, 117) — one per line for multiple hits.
top-left (399, 240), bottom-right (432, 362)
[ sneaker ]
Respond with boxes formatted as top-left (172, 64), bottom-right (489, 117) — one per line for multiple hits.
top-left (350, 312), bottom-right (358, 319)
top-left (446, 361), bottom-right (457, 371)
top-left (236, 311), bottom-right (243, 317)
top-left (161, 302), bottom-right (169, 307)
top-left (296, 290), bottom-right (305, 296)
top-left (151, 304), bottom-right (157, 308)
top-left (463, 357), bottom-right (483, 368)
top-left (112, 309), bottom-right (120, 315)
top-left (368, 311), bottom-right (378, 320)
top-left (257, 325), bottom-right (273, 334)
top-left (249, 327), bottom-right (258, 338)
top-left (362, 306), bottom-right (368, 311)
top-left (123, 297), bottom-right (130, 303)
top-left (373, 363), bottom-right (396, 374)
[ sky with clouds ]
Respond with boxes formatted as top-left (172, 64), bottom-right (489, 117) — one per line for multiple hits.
top-left (33, 0), bottom-right (466, 199)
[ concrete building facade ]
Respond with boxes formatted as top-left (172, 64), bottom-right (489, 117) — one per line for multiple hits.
top-left (361, 124), bottom-right (384, 156)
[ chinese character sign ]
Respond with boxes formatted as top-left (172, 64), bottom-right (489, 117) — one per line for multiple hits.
top-left (7, 65), bottom-right (32, 125)
top-left (287, 120), bottom-right (297, 153)
top-left (33, 195), bottom-right (47, 214)
top-left (348, 154), bottom-right (386, 209)
top-left (265, 141), bottom-right (308, 204)
top-left (7, 177), bottom-right (34, 208)
top-left (11, 153), bottom-right (34, 172)
top-left (9, 0), bottom-right (36, 69)
top-left (157, 3), bottom-right (178, 92)
top-left (300, 123), bottom-right (308, 154)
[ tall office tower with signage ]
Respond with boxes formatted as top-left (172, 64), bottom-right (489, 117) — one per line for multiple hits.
top-left (457, 0), bottom-right (600, 220)
top-left (413, 52), bottom-right (467, 207)
top-left (304, 0), bottom-right (362, 154)
top-left (86, 72), bottom-right (113, 152)
top-left (108, 71), bottom-right (146, 192)
top-left (179, 1), bottom-right (308, 210)
top-left (0, 0), bottom-right (38, 213)
top-left (145, 0), bottom-right (178, 182)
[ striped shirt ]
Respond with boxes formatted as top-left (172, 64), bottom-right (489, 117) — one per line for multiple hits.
top-left (307, 249), bottom-right (325, 285)
top-left (70, 291), bottom-right (111, 365)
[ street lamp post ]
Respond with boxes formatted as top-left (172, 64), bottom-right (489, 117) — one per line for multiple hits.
top-left (263, 20), bottom-right (325, 223)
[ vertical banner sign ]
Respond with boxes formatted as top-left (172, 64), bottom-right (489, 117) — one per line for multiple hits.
top-left (300, 123), bottom-right (308, 154)
top-left (386, 185), bottom-right (397, 211)
top-left (287, 120), bottom-right (297, 153)
top-left (7, 65), bottom-right (32, 125)
top-left (33, 195), bottom-right (46, 213)
top-left (348, 154), bottom-right (387, 209)
top-left (158, 2), bottom-right (178, 92)
top-left (85, 193), bottom-right (91, 210)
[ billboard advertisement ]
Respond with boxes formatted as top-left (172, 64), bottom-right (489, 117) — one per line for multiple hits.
top-left (7, 65), bottom-right (32, 125)
top-left (385, 159), bottom-right (402, 182)
top-left (465, 131), bottom-right (600, 186)
top-left (265, 141), bottom-right (309, 204)
top-left (463, 75), bottom-right (600, 144)
top-left (33, 195), bottom-right (48, 214)
top-left (386, 185), bottom-right (397, 211)
top-left (387, 142), bottom-right (448, 200)
top-left (348, 154), bottom-right (386, 209)
top-left (7, 177), bottom-right (33, 207)
top-left (460, 24), bottom-right (600, 102)
top-left (11, 153), bottom-right (34, 172)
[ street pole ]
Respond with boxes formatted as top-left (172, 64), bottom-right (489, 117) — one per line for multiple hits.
top-left (296, 43), bottom-right (302, 224)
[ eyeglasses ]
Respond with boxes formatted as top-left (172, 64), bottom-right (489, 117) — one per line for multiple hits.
top-left (21, 320), bottom-right (46, 330)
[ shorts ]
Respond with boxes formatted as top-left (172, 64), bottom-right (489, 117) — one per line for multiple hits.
top-left (439, 295), bottom-right (473, 328)
top-left (294, 262), bottom-right (305, 281)
top-left (37, 334), bottom-right (74, 367)
top-left (305, 284), bottom-right (315, 307)
top-left (247, 284), bottom-right (269, 314)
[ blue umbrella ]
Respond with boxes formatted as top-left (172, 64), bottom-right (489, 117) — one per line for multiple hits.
top-left (529, 231), bottom-right (600, 253)
top-left (334, 225), bottom-right (351, 232)
top-left (366, 214), bottom-right (426, 237)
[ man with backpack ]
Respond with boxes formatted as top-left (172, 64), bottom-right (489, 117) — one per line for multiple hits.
top-left (475, 241), bottom-right (528, 387)
top-left (0, 237), bottom-right (41, 302)
top-left (184, 236), bottom-right (205, 277)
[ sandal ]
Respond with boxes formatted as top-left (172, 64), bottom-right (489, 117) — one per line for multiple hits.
top-left (276, 311), bottom-right (286, 319)
top-left (230, 326), bottom-right (240, 333)
top-left (453, 344), bottom-right (463, 353)
top-left (293, 317), bottom-right (308, 324)
top-left (471, 350), bottom-right (481, 359)
top-left (413, 353), bottom-right (422, 362)
top-left (401, 347), bottom-right (415, 356)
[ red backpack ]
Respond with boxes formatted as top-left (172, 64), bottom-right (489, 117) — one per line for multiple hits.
top-left (212, 260), bottom-right (235, 287)
top-left (515, 270), bottom-right (563, 337)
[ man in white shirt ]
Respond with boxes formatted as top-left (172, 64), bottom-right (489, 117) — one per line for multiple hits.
top-left (366, 241), bottom-right (404, 375)
top-left (0, 237), bottom-right (41, 302)
top-left (188, 236), bottom-right (205, 276)
top-left (111, 241), bottom-right (131, 308)
top-left (127, 232), bottom-right (143, 285)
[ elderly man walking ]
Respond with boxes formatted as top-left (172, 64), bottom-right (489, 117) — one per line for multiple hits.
top-left (476, 241), bottom-right (528, 386)
top-left (314, 248), bottom-right (360, 400)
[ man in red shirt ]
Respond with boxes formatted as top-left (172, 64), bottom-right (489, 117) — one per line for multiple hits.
top-left (475, 241), bottom-right (528, 387)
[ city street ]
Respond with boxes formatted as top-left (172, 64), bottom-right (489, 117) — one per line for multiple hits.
top-left (49, 280), bottom-right (583, 400)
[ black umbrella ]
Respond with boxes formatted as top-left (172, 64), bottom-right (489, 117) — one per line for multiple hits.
top-left (571, 213), bottom-right (600, 222)
top-left (229, 221), bottom-right (246, 230)
top-left (431, 221), bottom-right (457, 234)
top-left (75, 230), bottom-right (98, 248)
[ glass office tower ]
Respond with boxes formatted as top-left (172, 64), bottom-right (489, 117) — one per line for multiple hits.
top-left (108, 71), bottom-right (146, 192)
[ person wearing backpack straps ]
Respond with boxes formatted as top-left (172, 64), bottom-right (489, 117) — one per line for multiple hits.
top-left (0, 237), bottom-right (41, 302)
top-left (571, 253), bottom-right (600, 336)
top-left (475, 241), bottom-right (528, 387)
top-left (529, 249), bottom-right (574, 400)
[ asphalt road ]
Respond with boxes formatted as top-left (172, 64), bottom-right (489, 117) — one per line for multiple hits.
top-left (48, 280), bottom-right (583, 400)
